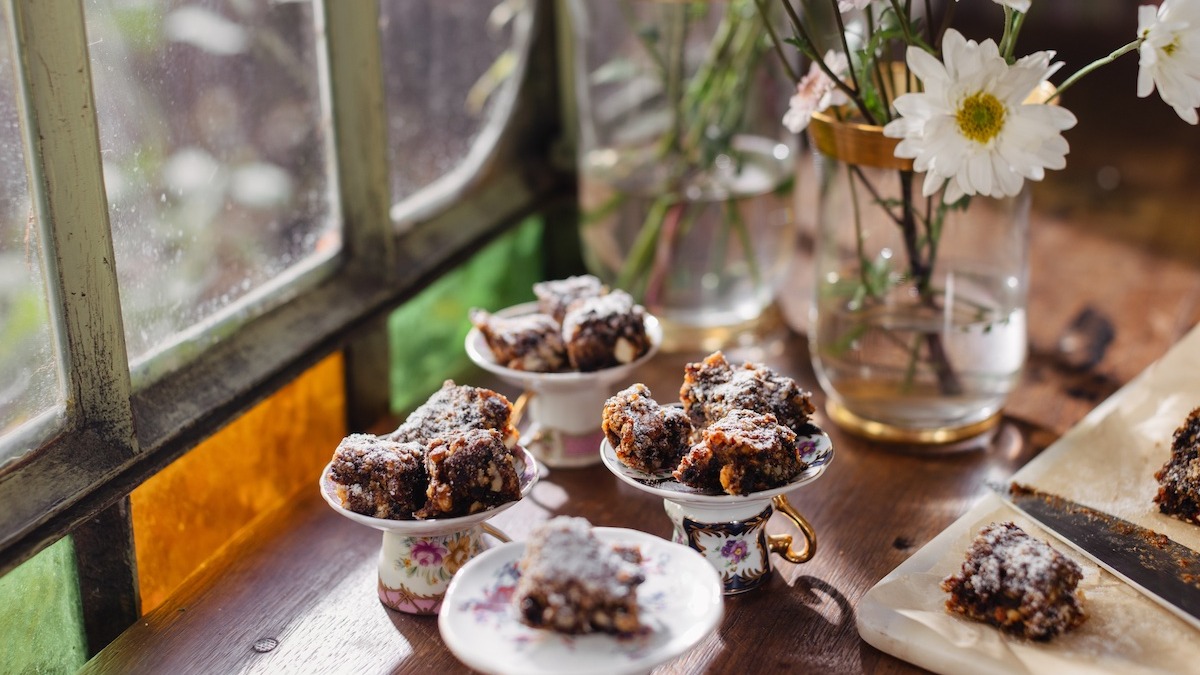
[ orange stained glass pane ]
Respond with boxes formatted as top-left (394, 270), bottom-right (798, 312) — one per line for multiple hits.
top-left (131, 353), bottom-right (346, 612)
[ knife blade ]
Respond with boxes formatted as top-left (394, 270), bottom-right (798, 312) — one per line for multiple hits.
top-left (994, 482), bottom-right (1200, 632)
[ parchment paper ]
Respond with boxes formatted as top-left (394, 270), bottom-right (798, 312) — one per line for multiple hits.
top-left (857, 324), bottom-right (1200, 674)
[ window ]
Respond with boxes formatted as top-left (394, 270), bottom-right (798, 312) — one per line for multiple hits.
top-left (84, 0), bottom-right (338, 372)
top-left (0, 6), bottom-right (61, 464)
top-left (0, 1), bottom-right (567, 650)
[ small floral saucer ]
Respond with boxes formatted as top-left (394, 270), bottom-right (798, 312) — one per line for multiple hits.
top-left (318, 444), bottom-right (539, 536)
top-left (598, 425), bottom-right (834, 508)
top-left (438, 527), bottom-right (723, 675)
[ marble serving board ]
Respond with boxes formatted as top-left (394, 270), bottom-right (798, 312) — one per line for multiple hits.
top-left (857, 324), bottom-right (1200, 674)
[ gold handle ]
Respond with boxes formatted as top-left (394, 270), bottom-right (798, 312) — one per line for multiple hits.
top-left (480, 522), bottom-right (511, 543)
top-left (767, 495), bottom-right (816, 564)
top-left (511, 391), bottom-right (534, 429)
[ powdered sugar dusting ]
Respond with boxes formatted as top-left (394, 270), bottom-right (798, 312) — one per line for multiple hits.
top-left (520, 517), bottom-right (641, 598)
top-left (942, 521), bottom-right (1086, 640)
top-left (390, 380), bottom-right (516, 447)
top-left (1154, 405), bottom-right (1200, 523)
top-left (512, 516), bottom-right (645, 634)
top-left (680, 351), bottom-right (815, 439)
top-left (533, 274), bottom-right (607, 322)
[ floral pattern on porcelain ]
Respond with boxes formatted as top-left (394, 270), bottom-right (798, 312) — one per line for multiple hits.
top-left (390, 529), bottom-right (480, 587)
top-left (455, 553), bottom-right (670, 661)
top-left (378, 579), bottom-right (443, 615)
top-left (669, 504), bottom-right (774, 594)
top-left (378, 527), bottom-right (484, 614)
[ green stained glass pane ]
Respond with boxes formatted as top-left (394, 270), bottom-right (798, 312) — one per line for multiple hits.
top-left (0, 537), bottom-right (88, 673)
top-left (389, 217), bottom-right (543, 413)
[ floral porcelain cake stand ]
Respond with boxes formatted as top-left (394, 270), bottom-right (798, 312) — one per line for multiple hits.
top-left (600, 428), bottom-right (833, 594)
top-left (319, 445), bottom-right (538, 614)
top-left (466, 301), bottom-right (661, 468)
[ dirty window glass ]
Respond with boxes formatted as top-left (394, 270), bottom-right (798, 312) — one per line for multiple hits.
top-left (0, 8), bottom-right (61, 459)
top-left (84, 0), bottom-right (338, 368)
top-left (380, 0), bottom-right (521, 207)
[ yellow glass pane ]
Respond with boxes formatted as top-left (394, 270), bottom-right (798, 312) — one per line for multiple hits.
top-left (131, 354), bottom-right (346, 612)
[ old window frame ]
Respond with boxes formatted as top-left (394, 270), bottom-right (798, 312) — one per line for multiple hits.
top-left (0, 0), bottom-right (568, 584)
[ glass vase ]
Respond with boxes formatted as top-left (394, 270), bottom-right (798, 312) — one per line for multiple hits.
top-left (807, 112), bottom-right (1030, 443)
top-left (568, 0), bottom-right (797, 352)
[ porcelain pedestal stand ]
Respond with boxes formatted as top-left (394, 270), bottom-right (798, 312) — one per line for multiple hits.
top-left (664, 494), bottom-right (815, 594)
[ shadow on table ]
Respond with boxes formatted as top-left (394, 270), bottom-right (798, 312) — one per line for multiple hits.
top-left (698, 574), bottom-right (862, 672)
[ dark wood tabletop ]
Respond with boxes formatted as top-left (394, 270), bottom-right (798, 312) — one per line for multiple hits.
top-left (82, 194), bottom-right (1200, 673)
top-left (76, 22), bottom-right (1200, 672)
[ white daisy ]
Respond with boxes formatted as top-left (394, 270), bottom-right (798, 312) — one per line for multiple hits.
top-left (882, 29), bottom-right (1077, 203)
top-left (782, 51), bottom-right (850, 133)
top-left (1137, 0), bottom-right (1200, 125)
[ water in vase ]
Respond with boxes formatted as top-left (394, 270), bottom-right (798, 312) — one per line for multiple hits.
top-left (579, 135), bottom-right (795, 340)
top-left (812, 270), bottom-right (1026, 429)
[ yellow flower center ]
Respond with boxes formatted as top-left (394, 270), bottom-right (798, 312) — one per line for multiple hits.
top-left (955, 91), bottom-right (1006, 144)
top-left (1165, 39), bottom-right (1179, 56)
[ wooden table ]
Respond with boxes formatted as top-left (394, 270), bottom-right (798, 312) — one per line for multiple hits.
top-left (83, 197), bottom-right (1200, 673)
top-left (84, 79), bottom-right (1200, 670)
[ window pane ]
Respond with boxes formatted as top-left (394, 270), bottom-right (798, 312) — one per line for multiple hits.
top-left (0, 8), bottom-right (60, 454)
top-left (0, 537), bottom-right (88, 674)
top-left (131, 354), bottom-right (345, 612)
top-left (84, 0), bottom-right (338, 365)
top-left (380, 0), bottom-right (519, 204)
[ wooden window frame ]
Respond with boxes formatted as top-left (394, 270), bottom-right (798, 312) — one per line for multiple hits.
top-left (0, 0), bottom-right (569, 596)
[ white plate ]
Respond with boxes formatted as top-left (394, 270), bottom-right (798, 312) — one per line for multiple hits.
top-left (318, 445), bottom-right (539, 536)
top-left (438, 527), bottom-right (724, 675)
top-left (599, 425), bottom-right (834, 507)
top-left (464, 301), bottom-right (662, 392)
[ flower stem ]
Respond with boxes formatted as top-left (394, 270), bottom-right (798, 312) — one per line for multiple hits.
top-left (1049, 39), bottom-right (1143, 102)
top-left (866, 8), bottom-right (893, 122)
top-left (846, 165), bottom-right (874, 296)
top-left (755, 0), bottom-right (800, 83)
top-left (796, 22), bottom-right (876, 123)
top-left (888, 0), bottom-right (914, 45)
top-left (830, 0), bottom-right (873, 123)
top-left (644, 201), bottom-right (689, 306)
top-left (897, 171), bottom-right (962, 396)
top-left (999, 7), bottom-right (1015, 60)
top-left (1004, 11), bottom-right (1027, 61)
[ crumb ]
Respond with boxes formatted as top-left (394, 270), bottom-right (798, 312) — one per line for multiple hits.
top-left (679, 351), bottom-right (815, 441)
top-left (416, 429), bottom-right (521, 519)
top-left (561, 290), bottom-right (651, 372)
top-left (389, 380), bottom-right (518, 449)
top-left (533, 275), bottom-right (608, 323)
